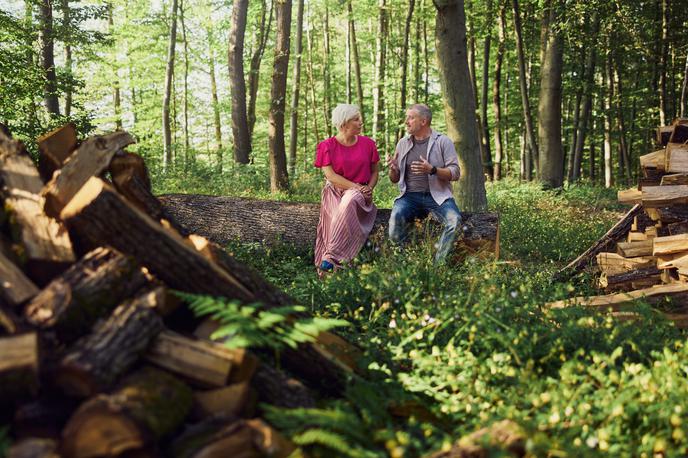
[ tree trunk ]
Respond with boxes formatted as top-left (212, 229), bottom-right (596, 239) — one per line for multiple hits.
top-left (228, 0), bottom-right (251, 164)
top-left (162, 0), bottom-right (178, 171)
top-left (659, 0), bottom-right (668, 125)
top-left (537, 0), bottom-right (564, 189)
top-left (681, 52), bottom-right (688, 118)
top-left (481, 22), bottom-right (493, 179)
top-left (159, 194), bottom-right (499, 257)
top-left (372, 0), bottom-right (387, 153)
top-left (614, 58), bottom-right (632, 185)
top-left (511, 0), bottom-right (538, 178)
top-left (61, 0), bottom-right (72, 117)
top-left (39, 0), bottom-right (60, 116)
top-left (288, 0), bottom-right (305, 176)
top-left (566, 60), bottom-right (583, 183)
top-left (603, 51), bottom-right (613, 188)
top-left (398, 0), bottom-right (415, 140)
top-left (247, 0), bottom-right (273, 139)
top-left (322, 5), bottom-right (332, 137)
top-left (107, 6), bottom-right (122, 130)
top-left (268, 0), bottom-right (292, 192)
top-left (348, 0), bottom-right (365, 120)
top-left (207, 25), bottom-right (223, 171)
top-left (492, 1), bottom-right (506, 181)
top-left (305, 14), bottom-right (321, 141)
top-left (180, 0), bottom-right (190, 166)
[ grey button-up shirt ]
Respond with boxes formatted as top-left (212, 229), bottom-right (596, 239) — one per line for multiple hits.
top-left (391, 130), bottom-right (461, 205)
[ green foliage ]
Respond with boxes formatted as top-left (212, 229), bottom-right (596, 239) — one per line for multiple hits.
top-left (223, 180), bottom-right (688, 456)
top-left (175, 291), bottom-right (348, 350)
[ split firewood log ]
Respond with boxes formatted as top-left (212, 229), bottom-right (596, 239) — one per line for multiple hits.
top-left (661, 173), bottom-right (688, 186)
top-left (251, 364), bottom-right (317, 409)
top-left (617, 240), bottom-right (653, 258)
top-left (595, 252), bottom-right (655, 276)
top-left (36, 123), bottom-right (78, 182)
top-left (546, 283), bottom-right (688, 312)
top-left (0, 301), bottom-right (26, 335)
top-left (665, 143), bottom-right (688, 173)
top-left (556, 204), bottom-right (646, 279)
top-left (0, 333), bottom-right (39, 407)
top-left (192, 382), bottom-right (256, 420)
top-left (7, 438), bottom-right (60, 458)
top-left (42, 131), bottom-right (135, 218)
top-left (645, 205), bottom-right (688, 223)
top-left (56, 289), bottom-right (165, 397)
top-left (653, 233), bottom-right (688, 256)
top-left (0, 245), bottom-right (39, 307)
top-left (24, 247), bottom-right (150, 344)
top-left (158, 194), bottom-right (500, 259)
top-left (657, 125), bottom-right (673, 146)
top-left (0, 129), bottom-right (74, 284)
top-left (640, 149), bottom-right (666, 170)
top-left (669, 124), bottom-right (688, 144)
top-left (61, 366), bottom-right (193, 458)
top-left (170, 417), bottom-right (295, 458)
top-left (143, 330), bottom-right (258, 388)
top-left (599, 266), bottom-right (662, 292)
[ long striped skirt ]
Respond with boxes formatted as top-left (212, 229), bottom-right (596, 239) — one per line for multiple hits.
top-left (314, 183), bottom-right (377, 268)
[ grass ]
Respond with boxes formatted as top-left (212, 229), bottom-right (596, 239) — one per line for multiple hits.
top-left (218, 177), bottom-right (688, 456)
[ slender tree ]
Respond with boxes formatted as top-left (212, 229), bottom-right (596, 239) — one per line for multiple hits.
top-left (247, 0), bottom-right (273, 138)
top-left (681, 52), bottom-right (688, 117)
top-left (61, 0), bottom-right (72, 117)
top-left (289, 0), bottom-right (305, 176)
top-left (537, 0), bottom-right (564, 189)
top-left (398, 0), bottom-right (415, 140)
top-left (162, 0), bottom-right (178, 170)
top-left (268, 0), bottom-right (292, 192)
top-left (39, 0), bottom-right (60, 116)
top-left (659, 0), bottom-right (668, 125)
top-left (322, 4), bottom-right (332, 137)
top-left (179, 0), bottom-right (190, 165)
top-left (480, 3), bottom-right (493, 179)
top-left (492, 0), bottom-right (506, 180)
top-left (372, 0), bottom-right (387, 153)
top-left (511, 0), bottom-right (538, 179)
top-left (228, 0), bottom-right (251, 164)
top-left (434, 0), bottom-right (487, 212)
top-left (206, 22), bottom-right (223, 170)
top-left (347, 0), bottom-right (364, 120)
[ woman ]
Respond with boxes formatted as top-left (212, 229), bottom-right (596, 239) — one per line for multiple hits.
top-left (314, 104), bottom-right (380, 274)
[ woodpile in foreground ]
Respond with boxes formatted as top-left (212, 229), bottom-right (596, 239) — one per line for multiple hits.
top-left (0, 124), bottom-right (369, 457)
top-left (550, 118), bottom-right (688, 326)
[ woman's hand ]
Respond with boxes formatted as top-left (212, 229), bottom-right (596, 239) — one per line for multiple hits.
top-left (359, 184), bottom-right (373, 204)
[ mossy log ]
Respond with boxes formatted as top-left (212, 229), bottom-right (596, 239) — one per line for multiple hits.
top-left (61, 366), bottom-right (193, 458)
top-left (158, 194), bottom-right (500, 259)
top-left (24, 247), bottom-right (150, 343)
top-left (56, 290), bottom-right (165, 397)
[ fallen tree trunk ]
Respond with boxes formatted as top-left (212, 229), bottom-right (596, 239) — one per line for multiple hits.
top-left (158, 194), bottom-right (500, 259)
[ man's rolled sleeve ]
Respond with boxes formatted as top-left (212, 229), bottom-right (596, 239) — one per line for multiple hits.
top-left (440, 136), bottom-right (461, 181)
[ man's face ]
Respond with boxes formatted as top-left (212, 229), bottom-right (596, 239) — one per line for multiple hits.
top-left (405, 109), bottom-right (425, 135)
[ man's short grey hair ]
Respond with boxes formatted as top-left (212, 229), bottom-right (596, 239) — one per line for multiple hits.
top-left (332, 104), bottom-right (361, 130)
top-left (408, 104), bottom-right (432, 124)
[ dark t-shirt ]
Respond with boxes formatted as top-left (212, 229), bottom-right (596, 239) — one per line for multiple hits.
top-left (404, 137), bottom-right (430, 192)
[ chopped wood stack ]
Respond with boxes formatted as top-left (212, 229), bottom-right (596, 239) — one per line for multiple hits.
top-left (0, 124), bottom-right (368, 457)
top-left (550, 118), bottom-right (688, 326)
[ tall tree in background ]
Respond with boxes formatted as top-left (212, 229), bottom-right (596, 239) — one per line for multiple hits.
top-left (658, 0), bottom-right (668, 125)
top-left (480, 0), bottom-right (493, 179)
top-left (492, 0), bottom-right (506, 180)
top-left (511, 0), bottom-right (537, 180)
top-left (398, 0), bottom-right (415, 140)
top-left (372, 0), bottom-right (387, 153)
top-left (268, 0), bottom-right (292, 192)
top-left (434, 0), bottom-right (487, 212)
top-left (228, 0), bottom-right (251, 164)
top-left (61, 0), bottom-right (73, 117)
top-left (179, 0), bottom-right (190, 165)
top-left (162, 0), bottom-right (178, 170)
top-left (289, 0), bottom-right (305, 176)
top-left (537, 0), bottom-right (564, 189)
top-left (205, 19), bottom-right (223, 170)
top-left (247, 0), bottom-right (273, 139)
top-left (107, 4), bottom-right (122, 129)
top-left (347, 0), bottom-right (364, 120)
top-left (322, 4), bottom-right (332, 137)
top-left (40, 0), bottom-right (60, 116)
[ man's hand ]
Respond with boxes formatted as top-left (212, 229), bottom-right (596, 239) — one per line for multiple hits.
top-left (386, 154), bottom-right (399, 173)
top-left (410, 156), bottom-right (432, 175)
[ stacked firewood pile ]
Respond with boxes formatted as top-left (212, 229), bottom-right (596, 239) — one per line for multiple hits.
top-left (0, 124), bottom-right (365, 458)
top-left (550, 118), bottom-right (688, 325)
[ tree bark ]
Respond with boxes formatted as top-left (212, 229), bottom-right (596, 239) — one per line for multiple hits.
top-left (61, 0), bottom-right (72, 117)
top-left (537, 0), bottom-right (564, 189)
top-left (305, 15), bottom-right (321, 141)
top-left (492, 0), bottom-right (506, 180)
top-left (288, 0), bottom-right (305, 176)
top-left (480, 0), bottom-right (493, 179)
top-left (372, 0), bottom-right (387, 153)
top-left (398, 0), bottom-right (416, 140)
top-left (614, 58), bottom-right (632, 185)
top-left (268, 0), bottom-right (292, 192)
top-left (24, 247), bottom-right (149, 344)
top-left (604, 49), bottom-right (613, 188)
top-left (682, 52), bottom-right (688, 118)
top-left (511, 0), bottom-right (538, 178)
top-left (162, 0), bottom-right (178, 171)
top-left (228, 0), bottom-right (251, 164)
top-left (659, 0), bottom-right (669, 125)
top-left (348, 0), bottom-right (365, 120)
top-left (39, 0), bottom-right (60, 116)
top-left (434, 0), bottom-right (488, 212)
top-left (207, 24), bottom-right (223, 170)
top-left (179, 0), bottom-right (190, 166)
top-left (322, 4), bottom-right (332, 137)
top-left (158, 194), bottom-right (499, 257)
top-left (247, 0), bottom-right (273, 139)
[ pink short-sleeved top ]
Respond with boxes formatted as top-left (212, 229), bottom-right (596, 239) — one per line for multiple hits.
top-left (314, 136), bottom-right (380, 185)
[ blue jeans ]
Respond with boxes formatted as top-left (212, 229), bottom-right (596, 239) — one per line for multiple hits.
top-left (388, 192), bottom-right (462, 263)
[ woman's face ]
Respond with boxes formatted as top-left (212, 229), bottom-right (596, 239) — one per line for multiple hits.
top-left (341, 114), bottom-right (362, 135)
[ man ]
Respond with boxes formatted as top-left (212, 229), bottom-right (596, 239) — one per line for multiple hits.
top-left (387, 104), bottom-right (462, 263)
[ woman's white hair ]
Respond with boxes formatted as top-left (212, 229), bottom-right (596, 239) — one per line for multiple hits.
top-left (331, 104), bottom-right (361, 130)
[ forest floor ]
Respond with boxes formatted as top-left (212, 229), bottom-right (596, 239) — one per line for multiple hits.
top-left (156, 169), bottom-right (688, 456)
